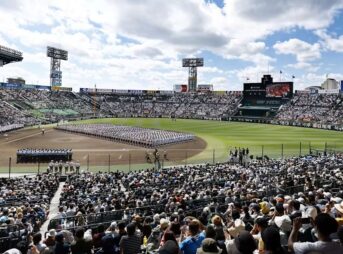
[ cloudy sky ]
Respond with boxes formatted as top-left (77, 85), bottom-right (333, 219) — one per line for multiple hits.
top-left (0, 0), bottom-right (343, 91)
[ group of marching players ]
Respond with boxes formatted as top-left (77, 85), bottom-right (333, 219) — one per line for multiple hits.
top-left (56, 124), bottom-right (194, 148)
top-left (145, 148), bottom-right (169, 169)
top-left (0, 123), bottom-right (24, 134)
top-left (47, 160), bottom-right (81, 174)
top-left (16, 148), bottom-right (72, 163)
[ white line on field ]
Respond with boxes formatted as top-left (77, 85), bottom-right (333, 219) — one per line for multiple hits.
top-left (0, 129), bottom-right (53, 145)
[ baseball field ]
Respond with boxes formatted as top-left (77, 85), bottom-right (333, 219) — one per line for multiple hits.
top-left (0, 118), bottom-right (342, 173)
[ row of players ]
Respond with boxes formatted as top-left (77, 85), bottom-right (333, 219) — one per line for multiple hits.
top-left (47, 160), bottom-right (81, 174)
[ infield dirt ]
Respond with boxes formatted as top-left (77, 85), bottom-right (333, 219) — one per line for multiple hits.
top-left (0, 127), bottom-right (207, 171)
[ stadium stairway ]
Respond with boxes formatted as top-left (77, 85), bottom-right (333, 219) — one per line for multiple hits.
top-left (40, 181), bottom-right (64, 237)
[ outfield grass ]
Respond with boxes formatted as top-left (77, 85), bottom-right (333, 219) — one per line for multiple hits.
top-left (2, 118), bottom-right (341, 174)
top-left (75, 118), bottom-right (343, 162)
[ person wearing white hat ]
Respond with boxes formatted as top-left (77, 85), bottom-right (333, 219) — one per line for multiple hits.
top-left (44, 229), bottom-right (56, 250)
top-left (274, 215), bottom-right (292, 247)
top-left (227, 219), bottom-right (245, 238)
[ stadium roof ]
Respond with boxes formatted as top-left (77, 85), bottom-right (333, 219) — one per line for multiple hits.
top-left (0, 45), bottom-right (23, 66)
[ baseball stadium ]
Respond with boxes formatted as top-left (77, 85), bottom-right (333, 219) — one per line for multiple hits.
top-left (1, 1), bottom-right (343, 254)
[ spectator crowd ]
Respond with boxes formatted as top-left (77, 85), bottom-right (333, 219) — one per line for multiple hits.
top-left (0, 174), bottom-right (59, 252)
top-left (2, 154), bottom-right (343, 253)
top-left (275, 93), bottom-right (343, 130)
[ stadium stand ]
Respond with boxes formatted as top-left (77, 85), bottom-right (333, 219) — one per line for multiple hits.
top-left (0, 174), bottom-right (59, 253)
top-left (0, 87), bottom-right (342, 131)
top-left (275, 93), bottom-right (343, 130)
top-left (95, 92), bottom-right (241, 120)
top-left (2, 154), bottom-right (343, 253)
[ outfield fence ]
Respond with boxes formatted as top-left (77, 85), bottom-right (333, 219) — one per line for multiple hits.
top-left (2, 141), bottom-right (342, 176)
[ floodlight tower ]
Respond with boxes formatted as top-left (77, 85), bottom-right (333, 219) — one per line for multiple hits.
top-left (47, 46), bottom-right (68, 87)
top-left (182, 58), bottom-right (204, 92)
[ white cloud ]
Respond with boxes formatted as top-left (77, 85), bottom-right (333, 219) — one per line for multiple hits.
top-left (315, 29), bottom-right (343, 52)
top-left (286, 62), bottom-right (320, 72)
top-left (0, 0), bottom-right (342, 90)
top-left (274, 38), bottom-right (321, 63)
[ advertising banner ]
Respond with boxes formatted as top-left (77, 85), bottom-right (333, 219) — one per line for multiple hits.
top-left (52, 86), bottom-right (72, 92)
top-left (79, 88), bottom-right (96, 93)
top-left (173, 84), bottom-right (188, 92)
top-left (34, 85), bottom-right (51, 90)
top-left (197, 84), bottom-right (213, 92)
top-left (213, 91), bottom-right (226, 95)
top-left (318, 89), bottom-right (339, 94)
top-left (96, 88), bottom-right (113, 94)
top-left (115, 89), bottom-right (128, 94)
top-left (1, 83), bottom-right (23, 89)
top-left (128, 90), bottom-right (143, 95)
top-left (160, 90), bottom-right (174, 95)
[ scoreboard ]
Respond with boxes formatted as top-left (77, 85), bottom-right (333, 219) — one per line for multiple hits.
top-left (243, 75), bottom-right (293, 105)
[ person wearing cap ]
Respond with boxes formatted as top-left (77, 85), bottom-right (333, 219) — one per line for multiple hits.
top-left (101, 221), bottom-right (126, 254)
top-left (288, 213), bottom-right (343, 254)
top-left (196, 238), bottom-right (222, 254)
top-left (44, 229), bottom-right (56, 249)
top-left (60, 230), bottom-right (74, 245)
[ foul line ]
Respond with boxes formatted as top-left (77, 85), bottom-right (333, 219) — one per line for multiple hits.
top-left (0, 129), bottom-right (53, 145)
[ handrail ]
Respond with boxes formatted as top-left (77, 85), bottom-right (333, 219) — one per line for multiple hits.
top-left (49, 195), bottom-right (229, 229)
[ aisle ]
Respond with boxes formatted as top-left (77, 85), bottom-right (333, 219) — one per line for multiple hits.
top-left (40, 181), bottom-right (64, 236)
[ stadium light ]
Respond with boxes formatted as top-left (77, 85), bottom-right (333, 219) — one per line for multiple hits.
top-left (182, 58), bottom-right (204, 92)
top-left (47, 46), bottom-right (68, 87)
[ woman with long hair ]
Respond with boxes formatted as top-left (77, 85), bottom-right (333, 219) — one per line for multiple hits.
top-left (261, 227), bottom-right (285, 254)
top-left (159, 230), bottom-right (180, 254)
